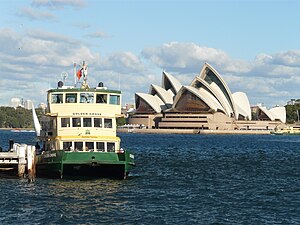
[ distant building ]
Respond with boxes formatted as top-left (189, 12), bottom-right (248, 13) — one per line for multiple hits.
top-left (11, 98), bottom-right (21, 108)
top-left (24, 100), bottom-right (33, 110)
top-left (287, 99), bottom-right (300, 105)
top-left (38, 102), bottom-right (46, 109)
top-left (121, 103), bottom-right (135, 118)
top-left (128, 63), bottom-right (286, 130)
top-left (124, 103), bottom-right (135, 110)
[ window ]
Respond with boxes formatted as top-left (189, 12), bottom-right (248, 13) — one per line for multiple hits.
top-left (107, 142), bottom-right (115, 152)
top-left (104, 118), bottom-right (112, 128)
top-left (96, 142), bottom-right (105, 152)
top-left (80, 93), bottom-right (94, 103)
top-left (83, 118), bottom-right (92, 127)
top-left (96, 94), bottom-right (107, 103)
top-left (75, 142), bottom-right (83, 151)
top-left (72, 118), bottom-right (81, 127)
top-left (86, 142), bottom-right (94, 151)
top-left (66, 93), bottom-right (77, 103)
top-left (109, 95), bottom-right (120, 105)
top-left (94, 118), bottom-right (102, 127)
top-left (63, 142), bottom-right (72, 151)
top-left (61, 118), bottom-right (70, 127)
top-left (52, 94), bottom-right (63, 104)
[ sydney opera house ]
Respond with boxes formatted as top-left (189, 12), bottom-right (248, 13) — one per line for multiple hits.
top-left (128, 63), bottom-right (286, 131)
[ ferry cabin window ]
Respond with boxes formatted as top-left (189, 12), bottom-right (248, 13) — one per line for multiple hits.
top-left (72, 118), bottom-right (81, 127)
top-left (96, 142), bottom-right (105, 152)
top-left (52, 94), bottom-right (63, 104)
top-left (66, 93), bottom-right (77, 103)
top-left (83, 118), bottom-right (92, 127)
top-left (63, 142), bottom-right (72, 151)
top-left (94, 118), bottom-right (102, 127)
top-left (96, 94), bottom-right (107, 103)
top-left (107, 142), bottom-right (115, 152)
top-left (75, 142), bottom-right (83, 151)
top-left (61, 118), bottom-right (70, 127)
top-left (86, 142), bottom-right (94, 151)
top-left (80, 93), bottom-right (94, 103)
top-left (109, 95), bottom-right (120, 105)
top-left (104, 118), bottom-right (112, 128)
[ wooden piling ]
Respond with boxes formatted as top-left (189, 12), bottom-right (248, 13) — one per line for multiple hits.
top-left (27, 145), bottom-right (36, 182)
top-left (17, 144), bottom-right (26, 178)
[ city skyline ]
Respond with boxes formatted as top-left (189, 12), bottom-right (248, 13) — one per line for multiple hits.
top-left (1, 0), bottom-right (300, 108)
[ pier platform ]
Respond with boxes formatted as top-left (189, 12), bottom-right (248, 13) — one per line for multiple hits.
top-left (0, 143), bottom-right (36, 181)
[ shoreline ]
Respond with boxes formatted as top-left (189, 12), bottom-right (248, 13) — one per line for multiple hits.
top-left (1, 128), bottom-right (270, 135)
top-left (117, 128), bottom-right (271, 135)
top-left (0, 128), bottom-right (34, 131)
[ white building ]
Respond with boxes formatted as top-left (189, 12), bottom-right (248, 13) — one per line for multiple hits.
top-left (24, 100), bottom-right (33, 110)
top-left (11, 98), bottom-right (21, 108)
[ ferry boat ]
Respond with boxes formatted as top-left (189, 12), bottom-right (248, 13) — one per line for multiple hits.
top-left (35, 62), bottom-right (135, 179)
top-left (271, 126), bottom-right (300, 135)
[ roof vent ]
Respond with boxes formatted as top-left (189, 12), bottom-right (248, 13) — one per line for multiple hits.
top-left (58, 81), bottom-right (64, 88)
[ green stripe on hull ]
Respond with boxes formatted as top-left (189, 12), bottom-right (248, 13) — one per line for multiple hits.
top-left (36, 150), bottom-right (135, 179)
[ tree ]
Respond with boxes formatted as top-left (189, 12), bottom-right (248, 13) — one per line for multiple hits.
top-left (0, 106), bottom-right (44, 128)
top-left (285, 104), bottom-right (300, 124)
top-left (117, 117), bottom-right (126, 126)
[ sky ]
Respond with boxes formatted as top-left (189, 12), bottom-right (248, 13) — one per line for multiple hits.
top-left (1, 0), bottom-right (300, 108)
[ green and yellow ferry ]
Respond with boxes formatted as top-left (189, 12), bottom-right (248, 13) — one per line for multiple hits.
top-left (35, 62), bottom-right (135, 179)
top-left (271, 126), bottom-right (300, 135)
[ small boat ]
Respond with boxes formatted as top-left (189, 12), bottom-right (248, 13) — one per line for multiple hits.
top-left (271, 126), bottom-right (300, 135)
top-left (34, 61), bottom-right (135, 179)
top-left (11, 129), bottom-right (35, 133)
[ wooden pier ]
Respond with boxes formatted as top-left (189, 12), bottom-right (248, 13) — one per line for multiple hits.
top-left (0, 143), bottom-right (36, 182)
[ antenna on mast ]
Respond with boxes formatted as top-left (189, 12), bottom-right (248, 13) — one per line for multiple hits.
top-left (73, 62), bottom-right (77, 87)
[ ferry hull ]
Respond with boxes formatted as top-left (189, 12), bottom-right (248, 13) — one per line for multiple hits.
top-left (36, 150), bottom-right (135, 179)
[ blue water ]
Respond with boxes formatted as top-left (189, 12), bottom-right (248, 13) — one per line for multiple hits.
top-left (0, 130), bottom-right (299, 224)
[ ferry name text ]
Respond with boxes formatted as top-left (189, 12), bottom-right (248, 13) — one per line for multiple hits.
top-left (72, 112), bottom-right (102, 116)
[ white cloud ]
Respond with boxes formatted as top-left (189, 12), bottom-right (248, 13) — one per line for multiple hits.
top-left (71, 22), bottom-right (90, 29)
top-left (0, 28), bottom-right (98, 105)
top-left (0, 28), bottom-right (150, 106)
top-left (271, 50), bottom-right (300, 67)
top-left (100, 52), bottom-right (146, 74)
top-left (1, 27), bottom-right (300, 108)
top-left (26, 28), bottom-right (77, 43)
top-left (16, 7), bottom-right (56, 21)
top-left (141, 42), bottom-right (252, 74)
top-left (87, 31), bottom-right (111, 39)
top-left (31, 0), bottom-right (85, 9)
top-left (141, 41), bottom-right (300, 107)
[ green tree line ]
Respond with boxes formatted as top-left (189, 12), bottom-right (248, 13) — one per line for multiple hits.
top-left (0, 106), bottom-right (44, 128)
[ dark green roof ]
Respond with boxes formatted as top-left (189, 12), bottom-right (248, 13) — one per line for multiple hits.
top-left (48, 88), bottom-right (121, 94)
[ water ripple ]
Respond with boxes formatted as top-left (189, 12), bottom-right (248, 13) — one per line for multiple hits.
top-left (0, 132), bottom-right (299, 224)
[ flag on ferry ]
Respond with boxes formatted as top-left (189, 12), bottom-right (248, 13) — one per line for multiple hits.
top-left (77, 69), bottom-right (82, 80)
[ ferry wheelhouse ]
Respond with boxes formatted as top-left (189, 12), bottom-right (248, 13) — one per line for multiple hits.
top-left (36, 62), bottom-right (135, 179)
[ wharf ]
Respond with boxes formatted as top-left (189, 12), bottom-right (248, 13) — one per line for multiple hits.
top-left (0, 144), bottom-right (36, 181)
top-left (117, 128), bottom-right (271, 135)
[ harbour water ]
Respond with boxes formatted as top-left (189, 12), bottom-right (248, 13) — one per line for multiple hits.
top-left (0, 130), bottom-right (299, 224)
